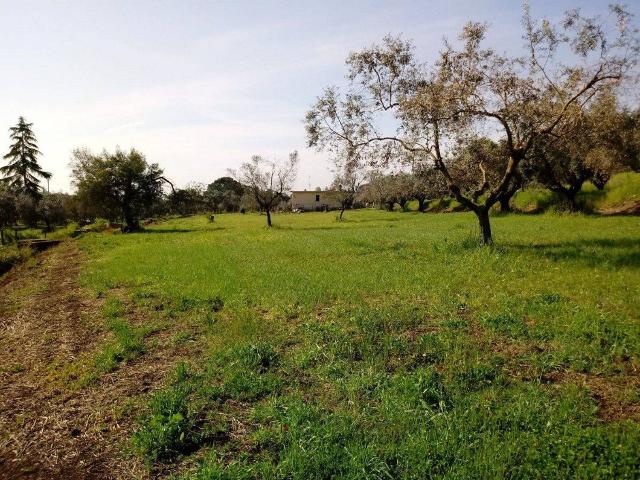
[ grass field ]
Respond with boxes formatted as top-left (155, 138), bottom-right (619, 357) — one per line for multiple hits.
top-left (74, 209), bottom-right (640, 478)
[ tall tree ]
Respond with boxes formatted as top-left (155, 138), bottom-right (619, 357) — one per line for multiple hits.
top-left (408, 165), bottom-right (448, 212)
top-left (205, 176), bottom-right (245, 212)
top-left (71, 147), bottom-right (171, 231)
top-left (1, 117), bottom-right (51, 199)
top-left (361, 171), bottom-right (399, 211)
top-left (38, 192), bottom-right (67, 232)
top-left (233, 152), bottom-right (298, 227)
top-left (169, 183), bottom-right (207, 216)
top-left (306, 4), bottom-right (639, 244)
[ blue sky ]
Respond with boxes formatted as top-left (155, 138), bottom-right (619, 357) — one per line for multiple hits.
top-left (0, 0), bottom-right (634, 192)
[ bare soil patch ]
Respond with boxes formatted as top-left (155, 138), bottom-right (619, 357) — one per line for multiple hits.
top-left (0, 242), bottom-right (200, 479)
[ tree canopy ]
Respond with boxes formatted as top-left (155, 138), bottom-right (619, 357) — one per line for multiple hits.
top-left (306, 4), bottom-right (639, 243)
top-left (1, 117), bottom-right (51, 200)
top-left (71, 147), bottom-right (168, 231)
top-left (233, 153), bottom-right (298, 227)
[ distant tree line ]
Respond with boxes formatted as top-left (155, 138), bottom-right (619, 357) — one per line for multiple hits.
top-left (0, 118), bottom-right (298, 239)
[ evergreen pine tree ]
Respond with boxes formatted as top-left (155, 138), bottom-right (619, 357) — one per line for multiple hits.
top-left (1, 117), bottom-right (51, 199)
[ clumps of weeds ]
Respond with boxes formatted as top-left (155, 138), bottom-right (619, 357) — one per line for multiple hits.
top-left (171, 330), bottom-right (197, 346)
top-left (209, 342), bottom-right (284, 401)
top-left (133, 363), bottom-right (228, 464)
top-left (411, 333), bottom-right (447, 367)
top-left (451, 359), bottom-right (506, 393)
top-left (133, 342), bottom-right (285, 466)
top-left (413, 368), bottom-right (452, 412)
top-left (556, 311), bottom-right (639, 374)
top-left (175, 295), bottom-right (224, 313)
top-left (80, 298), bottom-right (151, 384)
top-left (0, 246), bottom-right (32, 276)
top-left (480, 311), bottom-right (529, 339)
top-left (165, 295), bottom-right (225, 328)
top-left (0, 363), bottom-right (26, 374)
top-left (535, 292), bottom-right (563, 306)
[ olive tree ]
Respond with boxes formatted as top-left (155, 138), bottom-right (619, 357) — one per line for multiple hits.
top-left (409, 165), bottom-right (449, 212)
top-left (71, 147), bottom-right (172, 231)
top-left (361, 171), bottom-right (399, 211)
top-left (38, 193), bottom-right (67, 232)
top-left (329, 165), bottom-right (367, 220)
top-left (233, 152), bottom-right (298, 227)
top-left (306, 4), bottom-right (638, 244)
top-left (446, 138), bottom-right (521, 212)
top-left (528, 91), bottom-right (631, 210)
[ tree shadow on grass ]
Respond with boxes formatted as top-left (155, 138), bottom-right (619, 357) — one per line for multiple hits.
top-left (504, 237), bottom-right (640, 269)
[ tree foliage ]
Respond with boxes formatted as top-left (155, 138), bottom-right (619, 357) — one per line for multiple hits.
top-left (328, 165), bottom-right (367, 219)
top-left (306, 4), bottom-right (639, 243)
top-left (1, 117), bottom-right (51, 200)
top-left (527, 91), bottom-right (630, 210)
top-left (0, 185), bottom-right (17, 244)
top-left (169, 183), bottom-right (207, 216)
top-left (205, 176), bottom-right (245, 212)
top-left (233, 153), bottom-right (298, 227)
top-left (71, 147), bottom-right (168, 231)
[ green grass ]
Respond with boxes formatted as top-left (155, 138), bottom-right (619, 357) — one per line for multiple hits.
top-left (77, 209), bottom-right (640, 478)
top-left (0, 245), bottom-right (30, 275)
top-left (77, 297), bottom-right (152, 386)
top-left (580, 172), bottom-right (640, 212)
top-left (512, 171), bottom-right (640, 213)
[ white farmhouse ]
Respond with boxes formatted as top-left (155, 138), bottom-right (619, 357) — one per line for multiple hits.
top-left (290, 190), bottom-right (342, 212)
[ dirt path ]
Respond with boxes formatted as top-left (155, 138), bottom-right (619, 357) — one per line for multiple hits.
top-left (0, 242), bottom-right (184, 480)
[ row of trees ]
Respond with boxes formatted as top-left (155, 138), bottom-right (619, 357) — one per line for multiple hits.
top-left (0, 118), bottom-right (299, 238)
top-left (352, 93), bottom-right (640, 214)
top-left (306, 3), bottom-right (640, 243)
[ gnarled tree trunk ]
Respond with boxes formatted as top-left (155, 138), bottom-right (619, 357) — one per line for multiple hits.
top-left (476, 208), bottom-right (493, 245)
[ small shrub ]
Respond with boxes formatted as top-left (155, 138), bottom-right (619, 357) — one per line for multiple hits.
top-left (133, 383), bottom-right (197, 462)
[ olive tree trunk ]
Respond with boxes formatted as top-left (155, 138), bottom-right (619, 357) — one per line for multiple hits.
top-left (476, 208), bottom-right (493, 245)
